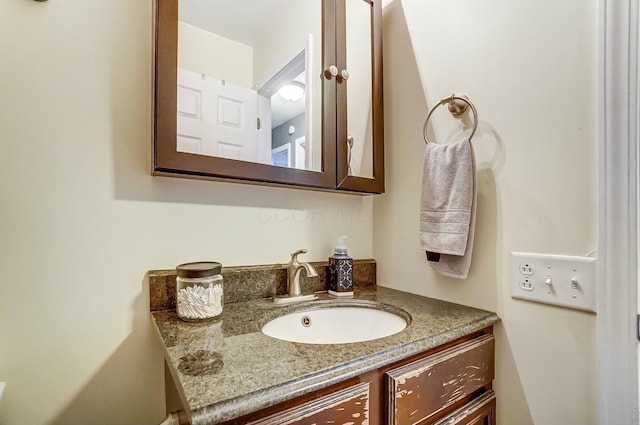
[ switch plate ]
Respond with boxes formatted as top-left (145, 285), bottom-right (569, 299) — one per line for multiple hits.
top-left (510, 252), bottom-right (597, 313)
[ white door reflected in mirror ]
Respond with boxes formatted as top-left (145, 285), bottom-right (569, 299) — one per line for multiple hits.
top-left (177, 0), bottom-right (322, 171)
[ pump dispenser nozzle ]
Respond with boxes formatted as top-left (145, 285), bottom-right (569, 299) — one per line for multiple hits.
top-left (335, 236), bottom-right (348, 254)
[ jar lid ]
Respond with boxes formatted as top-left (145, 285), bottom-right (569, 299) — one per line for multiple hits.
top-left (176, 261), bottom-right (222, 278)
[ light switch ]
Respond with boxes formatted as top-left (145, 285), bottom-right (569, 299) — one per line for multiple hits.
top-left (510, 252), bottom-right (597, 313)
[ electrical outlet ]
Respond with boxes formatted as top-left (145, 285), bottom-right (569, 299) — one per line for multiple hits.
top-left (510, 252), bottom-right (597, 313)
top-left (519, 263), bottom-right (534, 275)
top-left (519, 278), bottom-right (534, 291)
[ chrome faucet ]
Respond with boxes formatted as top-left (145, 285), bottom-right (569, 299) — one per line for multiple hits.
top-left (287, 249), bottom-right (318, 297)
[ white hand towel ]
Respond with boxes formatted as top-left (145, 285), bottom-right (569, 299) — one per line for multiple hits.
top-left (420, 138), bottom-right (477, 279)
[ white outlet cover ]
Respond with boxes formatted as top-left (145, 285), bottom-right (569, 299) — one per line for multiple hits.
top-left (510, 252), bottom-right (598, 313)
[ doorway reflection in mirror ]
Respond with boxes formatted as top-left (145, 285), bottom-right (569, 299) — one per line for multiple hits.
top-left (176, 0), bottom-right (319, 171)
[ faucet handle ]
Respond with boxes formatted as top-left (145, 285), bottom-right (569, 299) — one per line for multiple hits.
top-left (290, 249), bottom-right (308, 263)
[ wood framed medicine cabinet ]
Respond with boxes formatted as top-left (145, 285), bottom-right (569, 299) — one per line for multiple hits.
top-left (152, 0), bottom-right (384, 194)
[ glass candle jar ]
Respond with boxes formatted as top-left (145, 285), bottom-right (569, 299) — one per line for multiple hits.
top-left (176, 261), bottom-right (224, 322)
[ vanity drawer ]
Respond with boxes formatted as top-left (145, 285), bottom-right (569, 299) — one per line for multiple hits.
top-left (246, 381), bottom-right (370, 425)
top-left (433, 390), bottom-right (496, 425)
top-left (385, 334), bottom-right (495, 425)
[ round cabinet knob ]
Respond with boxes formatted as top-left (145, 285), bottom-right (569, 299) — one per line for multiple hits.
top-left (324, 65), bottom-right (339, 80)
top-left (340, 69), bottom-right (350, 81)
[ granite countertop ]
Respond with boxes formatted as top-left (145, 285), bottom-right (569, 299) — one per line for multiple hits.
top-left (151, 286), bottom-right (500, 425)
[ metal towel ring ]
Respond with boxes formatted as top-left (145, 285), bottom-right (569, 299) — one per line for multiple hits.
top-left (423, 94), bottom-right (478, 144)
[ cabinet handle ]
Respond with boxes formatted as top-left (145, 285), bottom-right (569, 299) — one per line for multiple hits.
top-left (340, 69), bottom-right (350, 81)
top-left (324, 65), bottom-right (339, 80)
top-left (347, 135), bottom-right (354, 175)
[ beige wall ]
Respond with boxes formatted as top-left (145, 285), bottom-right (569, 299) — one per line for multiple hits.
top-left (0, 1), bottom-right (372, 424)
top-left (178, 21), bottom-right (253, 88)
top-left (376, 1), bottom-right (597, 424)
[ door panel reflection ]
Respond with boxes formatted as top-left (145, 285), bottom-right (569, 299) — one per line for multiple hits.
top-left (177, 0), bottom-right (322, 171)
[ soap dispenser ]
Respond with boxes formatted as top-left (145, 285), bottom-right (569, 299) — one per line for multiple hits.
top-left (328, 236), bottom-right (353, 297)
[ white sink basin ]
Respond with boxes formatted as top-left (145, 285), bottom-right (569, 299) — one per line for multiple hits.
top-left (262, 302), bottom-right (409, 344)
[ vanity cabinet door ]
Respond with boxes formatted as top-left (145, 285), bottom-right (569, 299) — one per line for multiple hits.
top-left (432, 390), bottom-right (496, 425)
top-left (385, 334), bottom-right (495, 425)
top-left (246, 382), bottom-right (370, 425)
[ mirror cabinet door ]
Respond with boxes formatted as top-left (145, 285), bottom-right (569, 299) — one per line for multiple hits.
top-left (154, 0), bottom-right (336, 189)
top-left (335, 0), bottom-right (384, 193)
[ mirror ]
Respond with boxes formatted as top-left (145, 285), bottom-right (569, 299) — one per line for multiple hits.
top-left (176, 0), bottom-right (321, 171)
top-left (154, 0), bottom-right (336, 189)
top-left (345, 0), bottom-right (373, 178)
top-left (153, 0), bottom-right (383, 192)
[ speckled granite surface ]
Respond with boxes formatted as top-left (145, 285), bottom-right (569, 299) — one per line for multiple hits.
top-left (149, 259), bottom-right (376, 312)
top-left (151, 286), bottom-right (499, 425)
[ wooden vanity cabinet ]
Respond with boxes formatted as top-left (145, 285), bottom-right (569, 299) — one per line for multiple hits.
top-left (226, 329), bottom-right (494, 425)
top-left (386, 333), bottom-right (495, 425)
